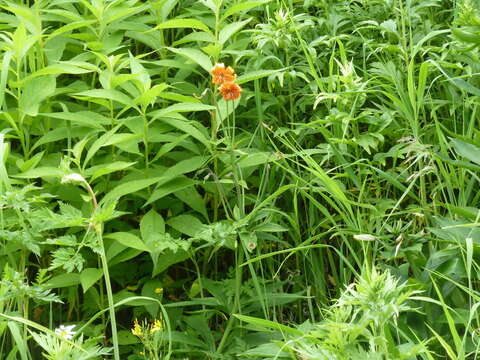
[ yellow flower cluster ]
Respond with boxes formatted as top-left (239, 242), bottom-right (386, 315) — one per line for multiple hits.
top-left (131, 318), bottom-right (163, 338)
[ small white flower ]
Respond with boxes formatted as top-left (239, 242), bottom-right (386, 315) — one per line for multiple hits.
top-left (55, 324), bottom-right (76, 340)
top-left (61, 173), bottom-right (86, 184)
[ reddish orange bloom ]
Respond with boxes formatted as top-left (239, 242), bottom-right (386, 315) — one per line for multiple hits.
top-left (219, 82), bottom-right (242, 101)
top-left (211, 63), bottom-right (236, 85)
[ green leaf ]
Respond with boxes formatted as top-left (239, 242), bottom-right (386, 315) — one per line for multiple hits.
top-left (80, 268), bottom-right (103, 293)
top-left (431, 60), bottom-right (480, 97)
top-left (47, 20), bottom-right (97, 40)
top-left (153, 116), bottom-right (210, 148)
top-left (23, 61), bottom-right (96, 80)
top-left (451, 138), bottom-right (480, 166)
top-left (146, 177), bottom-right (196, 205)
top-left (84, 126), bottom-right (136, 166)
top-left (223, 0), bottom-right (272, 19)
top-left (254, 223), bottom-right (289, 232)
top-left (7, 322), bottom-right (28, 360)
top-left (141, 210), bottom-right (165, 241)
top-left (40, 111), bottom-right (109, 129)
top-left (167, 47), bottom-right (212, 72)
top-left (117, 330), bottom-right (140, 345)
top-left (73, 89), bottom-right (135, 108)
top-left (153, 249), bottom-right (190, 276)
top-left (31, 127), bottom-right (70, 151)
top-left (44, 273), bottom-right (80, 289)
top-left (129, 51), bottom-right (151, 92)
top-left (219, 18), bottom-right (251, 45)
top-left (174, 186), bottom-right (208, 219)
top-left (152, 102), bottom-right (215, 116)
top-left (167, 215), bottom-right (204, 236)
top-left (173, 31), bottom-right (216, 46)
top-left (156, 18), bottom-right (211, 33)
top-left (237, 151), bottom-right (273, 168)
top-left (198, 0), bottom-right (218, 13)
top-left (0, 50), bottom-right (12, 109)
top-left (233, 314), bottom-right (302, 335)
top-left (19, 76), bottom-right (56, 116)
top-left (236, 69), bottom-right (284, 84)
top-left (105, 232), bottom-right (149, 252)
top-left (101, 175), bottom-right (162, 205)
top-left (163, 155), bottom-right (208, 178)
top-left (85, 161), bottom-right (136, 180)
top-left (12, 167), bottom-right (64, 179)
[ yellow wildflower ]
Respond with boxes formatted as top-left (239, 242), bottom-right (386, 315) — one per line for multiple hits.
top-left (150, 319), bottom-right (163, 333)
top-left (131, 319), bottom-right (143, 337)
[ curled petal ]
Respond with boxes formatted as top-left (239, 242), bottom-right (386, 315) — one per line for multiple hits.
top-left (211, 63), bottom-right (236, 85)
top-left (219, 82), bottom-right (242, 101)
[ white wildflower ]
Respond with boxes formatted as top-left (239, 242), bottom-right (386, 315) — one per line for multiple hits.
top-left (55, 324), bottom-right (76, 340)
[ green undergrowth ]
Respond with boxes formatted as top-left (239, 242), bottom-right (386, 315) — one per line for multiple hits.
top-left (1, 0), bottom-right (480, 359)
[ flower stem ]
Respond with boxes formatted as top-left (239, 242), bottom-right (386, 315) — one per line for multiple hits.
top-left (84, 180), bottom-right (120, 360)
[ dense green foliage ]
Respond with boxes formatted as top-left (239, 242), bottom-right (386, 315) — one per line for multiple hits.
top-left (1, 0), bottom-right (480, 358)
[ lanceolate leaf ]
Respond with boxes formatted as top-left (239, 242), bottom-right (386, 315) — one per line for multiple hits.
top-left (451, 138), bottom-right (480, 166)
top-left (19, 76), bottom-right (56, 116)
top-left (236, 69), bottom-right (285, 84)
top-left (105, 232), bottom-right (150, 252)
top-left (100, 177), bottom-right (163, 205)
top-left (155, 19), bottom-right (211, 33)
top-left (219, 18), bottom-right (252, 45)
top-left (222, 0), bottom-right (272, 19)
top-left (167, 47), bottom-right (213, 72)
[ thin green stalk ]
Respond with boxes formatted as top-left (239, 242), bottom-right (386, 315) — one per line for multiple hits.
top-left (143, 112), bottom-right (150, 169)
top-left (216, 244), bottom-right (244, 353)
top-left (82, 180), bottom-right (120, 360)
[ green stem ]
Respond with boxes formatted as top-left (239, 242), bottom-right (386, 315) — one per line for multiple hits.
top-left (84, 181), bottom-right (119, 360)
top-left (143, 112), bottom-right (149, 168)
top-left (99, 247), bottom-right (120, 360)
top-left (216, 244), bottom-right (244, 353)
